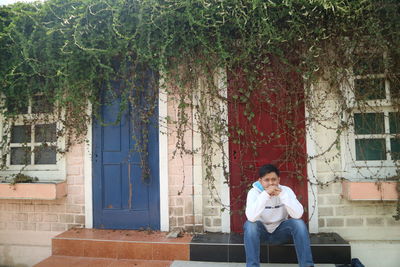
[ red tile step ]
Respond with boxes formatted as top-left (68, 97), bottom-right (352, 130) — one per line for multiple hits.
top-left (35, 255), bottom-right (172, 267)
top-left (47, 228), bottom-right (192, 261)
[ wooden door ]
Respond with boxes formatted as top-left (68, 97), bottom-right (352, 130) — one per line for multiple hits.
top-left (228, 61), bottom-right (308, 233)
top-left (93, 81), bottom-right (160, 230)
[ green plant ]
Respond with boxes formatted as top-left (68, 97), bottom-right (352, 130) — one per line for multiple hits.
top-left (9, 173), bottom-right (39, 185)
top-left (0, 0), bottom-right (399, 219)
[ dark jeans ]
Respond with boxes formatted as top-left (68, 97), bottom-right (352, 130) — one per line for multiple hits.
top-left (244, 219), bottom-right (314, 267)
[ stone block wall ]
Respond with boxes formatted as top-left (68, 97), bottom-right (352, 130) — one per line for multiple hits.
top-left (0, 143), bottom-right (85, 232)
top-left (310, 80), bottom-right (400, 266)
top-left (167, 95), bottom-right (204, 233)
top-left (310, 81), bottom-right (400, 241)
top-left (201, 145), bottom-right (228, 232)
top-left (198, 72), bottom-right (229, 233)
top-left (317, 182), bottom-right (399, 240)
top-left (166, 73), bottom-right (228, 233)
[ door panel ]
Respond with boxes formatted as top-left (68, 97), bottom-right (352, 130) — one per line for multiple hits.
top-left (103, 164), bottom-right (122, 209)
top-left (93, 83), bottom-right (159, 230)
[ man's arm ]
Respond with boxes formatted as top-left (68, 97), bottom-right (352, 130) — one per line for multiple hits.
top-left (279, 187), bottom-right (304, 219)
top-left (245, 189), bottom-right (271, 222)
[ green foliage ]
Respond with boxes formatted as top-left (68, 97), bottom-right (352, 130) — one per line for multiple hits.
top-left (0, 0), bottom-right (399, 219)
top-left (9, 173), bottom-right (39, 185)
top-left (1, 0), bottom-right (398, 122)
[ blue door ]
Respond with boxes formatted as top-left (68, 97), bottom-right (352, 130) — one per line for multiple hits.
top-left (93, 83), bottom-right (160, 230)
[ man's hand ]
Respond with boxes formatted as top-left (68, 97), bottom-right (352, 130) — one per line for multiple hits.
top-left (266, 185), bottom-right (282, 196)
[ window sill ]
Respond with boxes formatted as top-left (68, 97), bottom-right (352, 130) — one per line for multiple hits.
top-left (0, 181), bottom-right (67, 200)
top-left (342, 180), bottom-right (398, 201)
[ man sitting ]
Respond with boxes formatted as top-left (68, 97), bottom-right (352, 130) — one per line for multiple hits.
top-left (244, 164), bottom-right (314, 267)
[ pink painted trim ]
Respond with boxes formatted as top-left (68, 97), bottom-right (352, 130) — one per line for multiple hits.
top-left (342, 181), bottom-right (398, 201)
top-left (0, 181), bottom-right (67, 200)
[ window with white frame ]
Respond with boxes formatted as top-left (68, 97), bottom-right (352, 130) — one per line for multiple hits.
top-left (1, 95), bottom-right (66, 181)
top-left (343, 51), bottom-right (400, 180)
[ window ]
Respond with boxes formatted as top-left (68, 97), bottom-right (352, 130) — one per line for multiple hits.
top-left (342, 51), bottom-right (400, 180)
top-left (0, 95), bottom-right (65, 182)
top-left (10, 123), bottom-right (57, 165)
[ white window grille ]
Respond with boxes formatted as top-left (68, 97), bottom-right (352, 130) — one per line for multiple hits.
top-left (342, 51), bottom-right (400, 180)
top-left (0, 95), bottom-right (66, 182)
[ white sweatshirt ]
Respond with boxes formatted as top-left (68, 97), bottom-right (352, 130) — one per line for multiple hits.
top-left (245, 182), bottom-right (304, 233)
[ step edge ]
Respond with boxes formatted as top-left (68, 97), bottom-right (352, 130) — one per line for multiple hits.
top-left (53, 237), bottom-right (191, 245)
top-left (53, 237), bottom-right (351, 246)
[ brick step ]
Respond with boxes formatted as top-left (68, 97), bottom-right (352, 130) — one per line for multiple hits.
top-left (49, 229), bottom-right (351, 264)
top-left (34, 255), bottom-right (172, 267)
top-left (51, 228), bottom-right (191, 261)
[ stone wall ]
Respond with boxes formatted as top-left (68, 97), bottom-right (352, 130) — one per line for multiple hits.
top-left (167, 96), bottom-right (204, 233)
top-left (0, 142), bottom-right (86, 266)
top-left (166, 72), bottom-right (229, 233)
top-left (309, 81), bottom-right (400, 241)
top-left (317, 183), bottom-right (399, 240)
top-left (0, 143), bottom-right (85, 232)
top-left (201, 142), bottom-right (228, 232)
top-left (310, 80), bottom-right (400, 266)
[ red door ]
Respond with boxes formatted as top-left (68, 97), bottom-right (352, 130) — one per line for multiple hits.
top-left (228, 59), bottom-right (308, 233)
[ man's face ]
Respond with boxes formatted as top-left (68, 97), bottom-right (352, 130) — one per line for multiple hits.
top-left (259, 171), bottom-right (280, 189)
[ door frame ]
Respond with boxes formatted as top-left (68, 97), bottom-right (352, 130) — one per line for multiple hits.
top-left (305, 100), bottom-right (319, 233)
top-left (84, 87), bottom-right (169, 231)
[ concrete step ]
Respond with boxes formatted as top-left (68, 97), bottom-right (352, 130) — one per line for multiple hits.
top-left (34, 255), bottom-right (172, 266)
top-left (35, 257), bottom-right (337, 267)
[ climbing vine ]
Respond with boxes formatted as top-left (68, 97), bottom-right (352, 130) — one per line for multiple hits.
top-left (0, 0), bottom-right (399, 220)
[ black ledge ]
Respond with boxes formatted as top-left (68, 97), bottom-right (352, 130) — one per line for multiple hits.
top-left (190, 232), bottom-right (351, 264)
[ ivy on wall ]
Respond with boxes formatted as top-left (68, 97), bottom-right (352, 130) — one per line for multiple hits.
top-left (0, 0), bottom-right (399, 219)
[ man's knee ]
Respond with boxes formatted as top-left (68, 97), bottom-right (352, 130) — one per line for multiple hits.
top-left (244, 220), bottom-right (261, 236)
top-left (287, 219), bottom-right (308, 232)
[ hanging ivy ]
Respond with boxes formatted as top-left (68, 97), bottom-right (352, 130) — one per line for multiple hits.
top-left (0, 0), bottom-right (399, 219)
